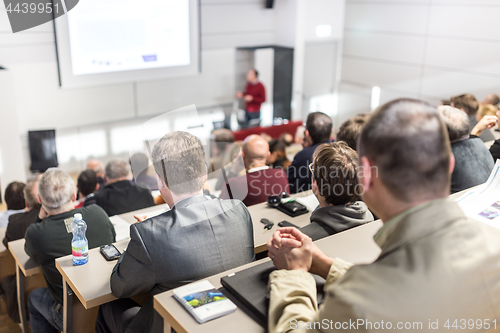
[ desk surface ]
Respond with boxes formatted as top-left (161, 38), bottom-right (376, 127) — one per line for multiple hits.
top-left (0, 227), bottom-right (6, 255)
top-left (154, 220), bottom-right (383, 333)
top-left (55, 239), bottom-right (129, 309)
top-left (8, 238), bottom-right (41, 276)
top-left (247, 191), bottom-right (316, 253)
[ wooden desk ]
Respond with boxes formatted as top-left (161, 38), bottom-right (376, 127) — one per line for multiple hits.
top-left (8, 239), bottom-right (44, 333)
top-left (154, 220), bottom-right (383, 333)
top-left (55, 239), bottom-right (130, 333)
top-left (247, 191), bottom-right (317, 253)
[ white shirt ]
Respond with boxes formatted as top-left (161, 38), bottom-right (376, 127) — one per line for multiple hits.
top-left (247, 166), bottom-right (270, 174)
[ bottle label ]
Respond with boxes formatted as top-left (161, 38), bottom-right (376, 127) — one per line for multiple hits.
top-left (72, 245), bottom-right (88, 258)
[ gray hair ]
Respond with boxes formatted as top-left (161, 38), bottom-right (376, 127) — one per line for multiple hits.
top-left (151, 131), bottom-right (206, 195)
top-left (105, 160), bottom-right (131, 180)
top-left (437, 105), bottom-right (470, 143)
top-left (38, 168), bottom-right (76, 213)
top-left (24, 175), bottom-right (41, 210)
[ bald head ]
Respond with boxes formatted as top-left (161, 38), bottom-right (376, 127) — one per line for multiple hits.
top-left (87, 159), bottom-right (104, 178)
top-left (242, 135), bottom-right (270, 170)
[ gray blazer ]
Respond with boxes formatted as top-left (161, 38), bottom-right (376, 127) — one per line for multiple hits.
top-left (110, 195), bottom-right (255, 333)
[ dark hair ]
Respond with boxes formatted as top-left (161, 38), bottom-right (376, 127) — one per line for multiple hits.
top-left (450, 94), bottom-right (479, 116)
top-left (77, 170), bottom-right (98, 197)
top-left (252, 69), bottom-right (259, 78)
top-left (269, 139), bottom-right (286, 154)
top-left (313, 142), bottom-right (359, 205)
top-left (151, 131), bottom-right (206, 195)
top-left (490, 94), bottom-right (500, 105)
top-left (336, 114), bottom-right (370, 151)
top-left (5, 181), bottom-right (26, 210)
top-left (211, 129), bottom-right (235, 154)
top-left (305, 112), bottom-right (333, 145)
top-left (359, 98), bottom-right (451, 202)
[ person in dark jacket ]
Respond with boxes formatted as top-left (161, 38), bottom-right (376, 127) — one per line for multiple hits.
top-left (287, 112), bottom-right (332, 194)
top-left (95, 131), bottom-right (255, 333)
top-left (25, 168), bottom-right (116, 333)
top-left (94, 160), bottom-right (155, 216)
top-left (299, 142), bottom-right (373, 241)
top-left (438, 106), bottom-right (494, 193)
top-left (1, 175), bottom-right (41, 323)
top-left (74, 169), bottom-right (99, 208)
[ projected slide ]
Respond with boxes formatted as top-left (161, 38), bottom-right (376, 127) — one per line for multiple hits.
top-left (66, 0), bottom-right (191, 75)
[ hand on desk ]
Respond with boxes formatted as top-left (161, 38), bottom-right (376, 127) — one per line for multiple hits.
top-left (267, 227), bottom-right (334, 279)
top-left (133, 215), bottom-right (147, 223)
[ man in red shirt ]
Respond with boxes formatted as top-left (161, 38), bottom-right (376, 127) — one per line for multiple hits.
top-left (220, 134), bottom-right (289, 206)
top-left (236, 69), bottom-right (266, 128)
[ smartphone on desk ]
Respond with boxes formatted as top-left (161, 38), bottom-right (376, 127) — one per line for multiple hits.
top-left (278, 220), bottom-right (299, 228)
top-left (100, 244), bottom-right (121, 261)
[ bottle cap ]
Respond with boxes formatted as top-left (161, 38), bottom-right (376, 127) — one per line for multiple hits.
top-left (74, 213), bottom-right (83, 221)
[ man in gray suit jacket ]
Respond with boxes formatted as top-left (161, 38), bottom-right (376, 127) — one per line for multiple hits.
top-left (96, 131), bottom-right (255, 333)
top-left (267, 99), bottom-right (500, 332)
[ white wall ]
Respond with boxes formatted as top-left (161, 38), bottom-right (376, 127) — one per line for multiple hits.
top-left (338, 0), bottom-right (500, 126)
top-left (0, 0), bottom-right (279, 174)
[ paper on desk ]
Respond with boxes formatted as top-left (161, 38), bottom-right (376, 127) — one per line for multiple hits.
top-left (456, 160), bottom-right (500, 228)
top-left (109, 215), bottom-right (131, 241)
top-left (144, 207), bottom-right (169, 219)
top-left (295, 194), bottom-right (319, 212)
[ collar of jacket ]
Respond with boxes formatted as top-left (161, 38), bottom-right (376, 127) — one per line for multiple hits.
top-left (171, 194), bottom-right (209, 209)
top-left (374, 198), bottom-right (466, 257)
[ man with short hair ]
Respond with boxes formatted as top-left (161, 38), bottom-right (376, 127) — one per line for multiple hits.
top-left (0, 181), bottom-right (26, 227)
top-left (236, 69), bottom-right (266, 128)
top-left (94, 160), bottom-right (155, 216)
top-left (482, 93), bottom-right (500, 106)
top-left (287, 112), bottom-right (332, 194)
top-left (95, 131), bottom-right (254, 333)
top-left (336, 113), bottom-right (370, 151)
top-left (74, 169), bottom-right (99, 208)
top-left (220, 135), bottom-right (289, 206)
top-left (267, 99), bottom-right (500, 333)
top-left (438, 105), bottom-right (493, 193)
top-left (25, 168), bottom-right (115, 333)
top-left (451, 93), bottom-right (495, 142)
top-left (299, 142), bottom-right (373, 241)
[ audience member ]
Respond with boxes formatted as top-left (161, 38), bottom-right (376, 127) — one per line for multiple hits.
top-left (267, 98), bottom-right (500, 332)
top-left (74, 169), bottom-right (99, 208)
top-left (482, 93), bottom-right (500, 106)
top-left (209, 128), bottom-right (235, 176)
top-left (95, 131), bottom-right (254, 333)
top-left (1, 175), bottom-right (41, 323)
top-left (336, 113), bottom-right (370, 151)
top-left (220, 135), bottom-right (289, 206)
top-left (438, 106), bottom-right (494, 193)
top-left (87, 159), bottom-right (105, 190)
top-left (267, 139), bottom-right (291, 170)
top-left (287, 112), bottom-right (332, 193)
top-left (214, 141), bottom-right (245, 191)
top-left (299, 142), bottom-right (373, 241)
top-left (0, 181), bottom-right (26, 227)
top-left (451, 93), bottom-right (495, 142)
top-left (94, 160), bottom-right (155, 216)
top-left (473, 110), bottom-right (500, 162)
top-left (294, 125), bottom-right (306, 147)
top-left (130, 152), bottom-right (158, 191)
top-left (477, 104), bottom-right (498, 121)
top-left (279, 132), bottom-right (294, 147)
top-left (25, 168), bottom-right (115, 333)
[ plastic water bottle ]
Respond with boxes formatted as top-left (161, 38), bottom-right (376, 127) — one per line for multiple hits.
top-left (71, 213), bottom-right (89, 265)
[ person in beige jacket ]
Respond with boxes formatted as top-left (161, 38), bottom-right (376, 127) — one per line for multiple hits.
top-left (267, 98), bottom-right (500, 333)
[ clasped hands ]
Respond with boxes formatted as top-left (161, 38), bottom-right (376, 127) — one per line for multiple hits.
top-left (266, 227), bottom-right (334, 279)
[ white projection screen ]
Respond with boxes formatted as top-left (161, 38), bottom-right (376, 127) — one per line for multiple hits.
top-left (53, 0), bottom-right (199, 88)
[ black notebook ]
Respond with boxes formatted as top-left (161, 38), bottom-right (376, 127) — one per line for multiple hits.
top-left (220, 261), bottom-right (325, 325)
